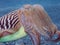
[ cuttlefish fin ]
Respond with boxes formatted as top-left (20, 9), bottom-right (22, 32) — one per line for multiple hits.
top-left (25, 29), bottom-right (40, 45)
top-left (0, 31), bottom-right (12, 37)
top-left (0, 29), bottom-right (15, 37)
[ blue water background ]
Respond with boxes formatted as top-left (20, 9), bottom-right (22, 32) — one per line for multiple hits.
top-left (0, 0), bottom-right (60, 45)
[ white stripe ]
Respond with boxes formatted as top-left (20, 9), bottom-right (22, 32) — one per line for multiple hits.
top-left (7, 15), bottom-right (11, 29)
top-left (1, 17), bottom-right (3, 25)
top-left (0, 25), bottom-right (1, 29)
top-left (0, 18), bottom-right (1, 29)
top-left (4, 16), bottom-right (7, 29)
top-left (0, 18), bottom-right (2, 29)
top-left (10, 15), bottom-right (14, 20)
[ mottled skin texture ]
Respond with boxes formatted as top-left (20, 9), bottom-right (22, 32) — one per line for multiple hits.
top-left (0, 4), bottom-right (60, 45)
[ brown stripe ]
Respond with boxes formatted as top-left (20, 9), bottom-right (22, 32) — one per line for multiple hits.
top-left (12, 17), bottom-right (19, 28)
top-left (14, 20), bottom-right (19, 27)
top-left (6, 15), bottom-right (9, 29)
top-left (10, 15), bottom-right (18, 28)
top-left (1, 17), bottom-right (4, 29)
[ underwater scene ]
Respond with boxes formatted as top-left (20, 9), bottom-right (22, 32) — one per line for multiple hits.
top-left (0, 0), bottom-right (60, 45)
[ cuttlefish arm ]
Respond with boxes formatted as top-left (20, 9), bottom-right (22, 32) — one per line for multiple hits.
top-left (25, 26), bottom-right (40, 45)
top-left (51, 30), bottom-right (60, 42)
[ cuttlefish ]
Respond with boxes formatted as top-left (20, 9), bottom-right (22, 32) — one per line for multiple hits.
top-left (0, 4), bottom-right (60, 45)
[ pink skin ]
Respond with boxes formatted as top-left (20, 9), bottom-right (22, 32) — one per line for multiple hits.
top-left (21, 4), bottom-right (60, 45)
top-left (0, 4), bottom-right (59, 45)
top-left (21, 4), bottom-right (41, 45)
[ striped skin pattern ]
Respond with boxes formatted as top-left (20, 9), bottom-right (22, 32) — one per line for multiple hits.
top-left (0, 10), bottom-right (21, 37)
top-left (0, 4), bottom-right (60, 45)
top-left (0, 12), bottom-right (19, 29)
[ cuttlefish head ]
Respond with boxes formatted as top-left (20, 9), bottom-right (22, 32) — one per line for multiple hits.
top-left (20, 4), bottom-right (58, 45)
